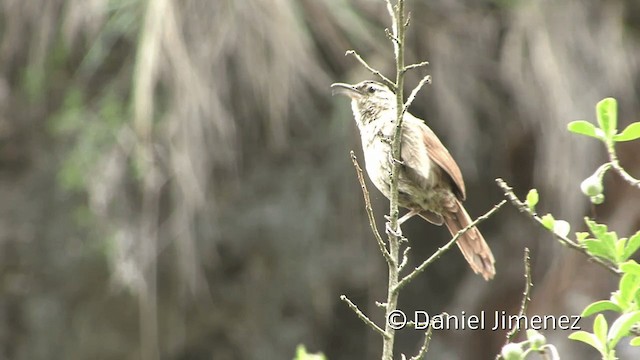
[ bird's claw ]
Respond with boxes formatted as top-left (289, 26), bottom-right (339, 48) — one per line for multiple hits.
top-left (388, 152), bottom-right (404, 166)
top-left (385, 221), bottom-right (403, 238)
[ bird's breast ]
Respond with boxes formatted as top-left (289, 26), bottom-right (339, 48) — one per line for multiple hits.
top-left (358, 119), bottom-right (451, 213)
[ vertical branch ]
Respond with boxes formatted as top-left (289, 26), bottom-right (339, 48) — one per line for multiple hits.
top-left (382, 1), bottom-right (406, 359)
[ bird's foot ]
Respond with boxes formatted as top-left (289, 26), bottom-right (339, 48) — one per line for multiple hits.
top-left (385, 220), bottom-right (403, 239)
top-left (388, 152), bottom-right (404, 166)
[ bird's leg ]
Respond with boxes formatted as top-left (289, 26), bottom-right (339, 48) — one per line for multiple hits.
top-left (388, 151), bottom-right (404, 166)
top-left (384, 209), bottom-right (419, 239)
top-left (397, 209), bottom-right (420, 225)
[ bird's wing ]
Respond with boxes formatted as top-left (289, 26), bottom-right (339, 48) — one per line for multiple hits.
top-left (420, 120), bottom-right (466, 200)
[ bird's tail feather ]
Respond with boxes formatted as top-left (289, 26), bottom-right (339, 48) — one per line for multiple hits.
top-left (442, 199), bottom-right (495, 280)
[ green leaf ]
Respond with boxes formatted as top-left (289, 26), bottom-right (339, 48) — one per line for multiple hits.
top-left (584, 219), bottom-right (619, 261)
top-left (576, 232), bottom-right (590, 243)
top-left (601, 232), bottom-right (619, 254)
top-left (526, 189), bottom-right (539, 212)
top-left (597, 97), bottom-right (618, 139)
top-left (585, 218), bottom-right (609, 239)
top-left (630, 337), bottom-right (640, 346)
top-left (615, 238), bottom-right (628, 263)
top-left (294, 345), bottom-right (326, 360)
top-left (541, 214), bottom-right (555, 231)
top-left (614, 122), bottom-right (640, 142)
top-left (569, 331), bottom-right (605, 353)
top-left (582, 300), bottom-right (623, 317)
top-left (584, 239), bottom-right (616, 261)
top-left (618, 273), bottom-right (640, 309)
top-left (608, 311), bottom-right (640, 348)
top-left (568, 120), bottom-right (601, 139)
top-left (622, 231), bottom-right (640, 261)
top-left (620, 260), bottom-right (640, 275)
top-left (594, 314), bottom-right (608, 344)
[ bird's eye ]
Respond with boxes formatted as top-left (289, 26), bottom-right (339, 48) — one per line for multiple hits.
top-left (367, 86), bottom-right (376, 93)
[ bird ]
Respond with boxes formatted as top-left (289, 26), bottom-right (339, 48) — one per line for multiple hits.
top-left (331, 80), bottom-right (495, 280)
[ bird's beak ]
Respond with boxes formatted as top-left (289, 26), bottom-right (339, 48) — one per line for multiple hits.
top-left (331, 83), bottom-right (362, 98)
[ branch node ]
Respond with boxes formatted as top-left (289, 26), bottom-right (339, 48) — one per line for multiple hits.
top-left (340, 295), bottom-right (389, 339)
top-left (402, 75), bottom-right (432, 118)
top-left (395, 200), bottom-right (506, 292)
top-left (607, 144), bottom-right (640, 189)
top-left (345, 50), bottom-right (396, 90)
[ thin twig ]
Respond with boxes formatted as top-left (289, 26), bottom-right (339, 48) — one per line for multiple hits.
top-left (505, 248), bottom-right (532, 344)
top-left (606, 143), bottom-right (640, 189)
top-left (403, 61), bottom-right (430, 73)
top-left (345, 50), bottom-right (395, 90)
top-left (493, 255), bottom-right (535, 360)
top-left (495, 178), bottom-right (621, 276)
top-left (385, 28), bottom-right (401, 45)
top-left (410, 325), bottom-right (433, 360)
top-left (351, 151), bottom-right (394, 265)
top-left (385, 0), bottom-right (398, 58)
top-left (394, 200), bottom-right (506, 292)
top-left (402, 75), bottom-right (432, 118)
top-left (340, 295), bottom-right (389, 339)
top-left (399, 246), bottom-right (411, 271)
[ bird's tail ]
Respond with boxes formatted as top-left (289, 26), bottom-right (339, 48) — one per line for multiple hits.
top-left (442, 199), bottom-right (495, 280)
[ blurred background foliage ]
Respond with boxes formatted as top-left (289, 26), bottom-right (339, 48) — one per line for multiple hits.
top-left (0, 0), bottom-right (639, 359)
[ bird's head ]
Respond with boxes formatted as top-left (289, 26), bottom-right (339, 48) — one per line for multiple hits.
top-left (331, 80), bottom-right (396, 125)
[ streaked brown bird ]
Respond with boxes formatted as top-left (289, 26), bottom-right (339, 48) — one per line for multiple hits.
top-left (332, 80), bottom-right (495, 280)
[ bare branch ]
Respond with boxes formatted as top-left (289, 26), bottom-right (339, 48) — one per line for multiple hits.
top-left (403, 61), bottom-right (430, 73)
top-left (505, 248), bottom-right (532, 343)
top-left (384, 1), bottom-right (398, 41)
top-left (340, 295), bottom-right (389, 339)
top-left (351, 151), bottom-right (394, 265)
top-left (345, 50), bottom-right (396, 90)
top-left (395, 200), bottom-right (506, 292)
top-left (385, 28), bottom-right (401, 45)
top-left (606, 144), bottom-right (640, 189)
top-left (410, 325), bottom-right (433, 360)
top-left (399, 246), bottom-right (411, 271)
top-left (402, 75), bottom-right (432, 118)
top-left (495, 178), bottom-right (621, 276)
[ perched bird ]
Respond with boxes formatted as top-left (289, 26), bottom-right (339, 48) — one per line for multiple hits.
top-left (332, 80), bottom-right (495, 280)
